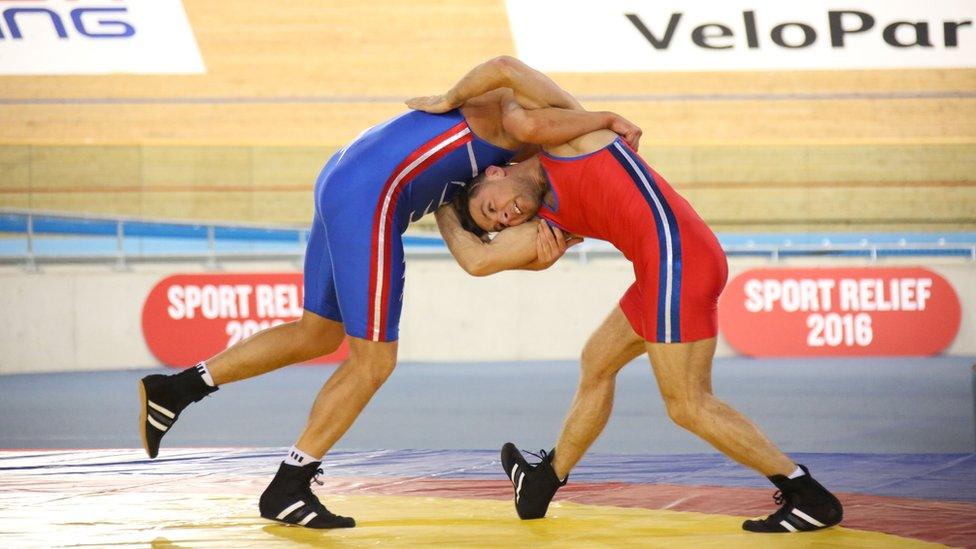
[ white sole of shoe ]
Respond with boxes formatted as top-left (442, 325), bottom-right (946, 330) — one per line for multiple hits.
top-left (137, 380), bottom-right (151, 458)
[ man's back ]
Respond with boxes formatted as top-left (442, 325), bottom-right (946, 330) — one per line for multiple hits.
top-left (538, 136), bottom-right (710, 259)
top-left (319, 108), bottom-right (516, 232)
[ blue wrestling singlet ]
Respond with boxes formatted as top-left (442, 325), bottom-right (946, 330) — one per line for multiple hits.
top-left (303, 109), bottom-right (516, 341)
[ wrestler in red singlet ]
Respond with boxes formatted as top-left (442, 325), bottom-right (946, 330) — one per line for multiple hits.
top-left (538, 137), bottom-right (728, 343)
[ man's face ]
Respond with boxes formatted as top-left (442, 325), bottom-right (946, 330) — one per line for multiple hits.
top-left (467, 165), bottom-right (541, 233)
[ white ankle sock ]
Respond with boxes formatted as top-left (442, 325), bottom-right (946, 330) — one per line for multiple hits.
top-left (284, 445), bottom-right (319, 467)
top-left (787, 466), bottom-right (806, 479)
top-left (195, 362), bottom-right (215, 387)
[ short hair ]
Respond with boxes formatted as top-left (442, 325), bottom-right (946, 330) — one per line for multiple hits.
top-left (453, 172), bottom-right (489, 241)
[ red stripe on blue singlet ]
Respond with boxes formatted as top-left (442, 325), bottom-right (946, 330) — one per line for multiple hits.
top-left (366, 121), bottom-right (472, 341)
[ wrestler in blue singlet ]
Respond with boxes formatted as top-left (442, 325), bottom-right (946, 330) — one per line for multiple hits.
top-left (304, 109), bottom-right (516, 341)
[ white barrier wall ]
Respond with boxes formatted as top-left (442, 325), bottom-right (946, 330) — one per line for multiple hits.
top-left (1, 257), bottom-right (974, 374)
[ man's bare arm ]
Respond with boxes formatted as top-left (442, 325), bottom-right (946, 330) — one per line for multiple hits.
top-left (406, 57), bottom-right (642, 150)
top-left (436, 204), bottom-right (537, 276)
top-left (502, 102), bottom-right (642, 150)
top-left (406, 56), bottom-right (583, 114)
top-left (435, 205), bottom-right (578, 276)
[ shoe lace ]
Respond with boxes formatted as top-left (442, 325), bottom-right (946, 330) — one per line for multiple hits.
top-left (524, 449), bottom-right (549, 464)
top-left (300, 467), bottom-right (332, 517)
top-left (772, 490), bottom-right (785, 506)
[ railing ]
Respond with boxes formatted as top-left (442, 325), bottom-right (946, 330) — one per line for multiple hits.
top-left (724, 242), bottom-right (976, 262)
top-left (0, 209), bottom-right (444, 269)
top-left (2, 209), bottom-right (975, 269)
top-left (569, 239), bottom-right (976, 264)
top-left (3, 209), bottom-right (309, 270)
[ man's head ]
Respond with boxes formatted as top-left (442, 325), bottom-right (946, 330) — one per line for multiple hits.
top-left (456, 164), bottom-right (544, 235)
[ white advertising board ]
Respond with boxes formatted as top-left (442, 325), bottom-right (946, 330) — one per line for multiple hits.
top-left (0, 0), bottom-right (205, 75)
top-left (506, 0), bottom-right (976, 72)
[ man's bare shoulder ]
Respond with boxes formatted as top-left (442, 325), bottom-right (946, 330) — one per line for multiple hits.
top-left (460, 89), bottom-right (517, 149)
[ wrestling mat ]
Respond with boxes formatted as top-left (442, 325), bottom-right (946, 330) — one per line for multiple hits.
top-left (2, 449), bottom-right (973, 547)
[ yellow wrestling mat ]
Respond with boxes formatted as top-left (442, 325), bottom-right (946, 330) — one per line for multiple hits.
top-left (2, 491), bottom-right (944, 548)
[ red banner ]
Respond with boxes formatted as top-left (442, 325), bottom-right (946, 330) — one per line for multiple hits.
top-left (718, 267), bottom-right (961, 357)
top-left (142, 273), bottom-right (349, 367)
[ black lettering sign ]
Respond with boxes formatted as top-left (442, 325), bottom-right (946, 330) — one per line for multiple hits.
top-left (743, 10), bottom-right (759, 48)
top-left (622, 9), bottom-right (969, 53)
top-left (626, 12), bottom-right (682, 49)
top-left (883, 21), bottom-right (933, 48)
top-left (944, 20), bottom-right (973, 47)
top-left (771, 22), bottom-right (817, 48)
top-left (829, 10), bottom-right (875, 47)
top-left (692, 23), bottom-right (733, 49)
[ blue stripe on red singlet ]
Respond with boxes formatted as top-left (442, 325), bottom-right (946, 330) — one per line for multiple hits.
top-left (608, 140), bottom-right (682, 343)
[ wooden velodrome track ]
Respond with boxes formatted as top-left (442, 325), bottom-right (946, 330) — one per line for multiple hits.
top-left (0, 0), bottom-right (974, 230)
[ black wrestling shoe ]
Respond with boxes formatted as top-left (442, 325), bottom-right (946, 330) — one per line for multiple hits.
top-left (500, 442), bottom-right (567, 519)
top-left (742, 464), bottom-right (843, 533)
top-left (138, 366), bottom-right (218, 458)
top-left (259, 461), bottom-right (355, 529)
